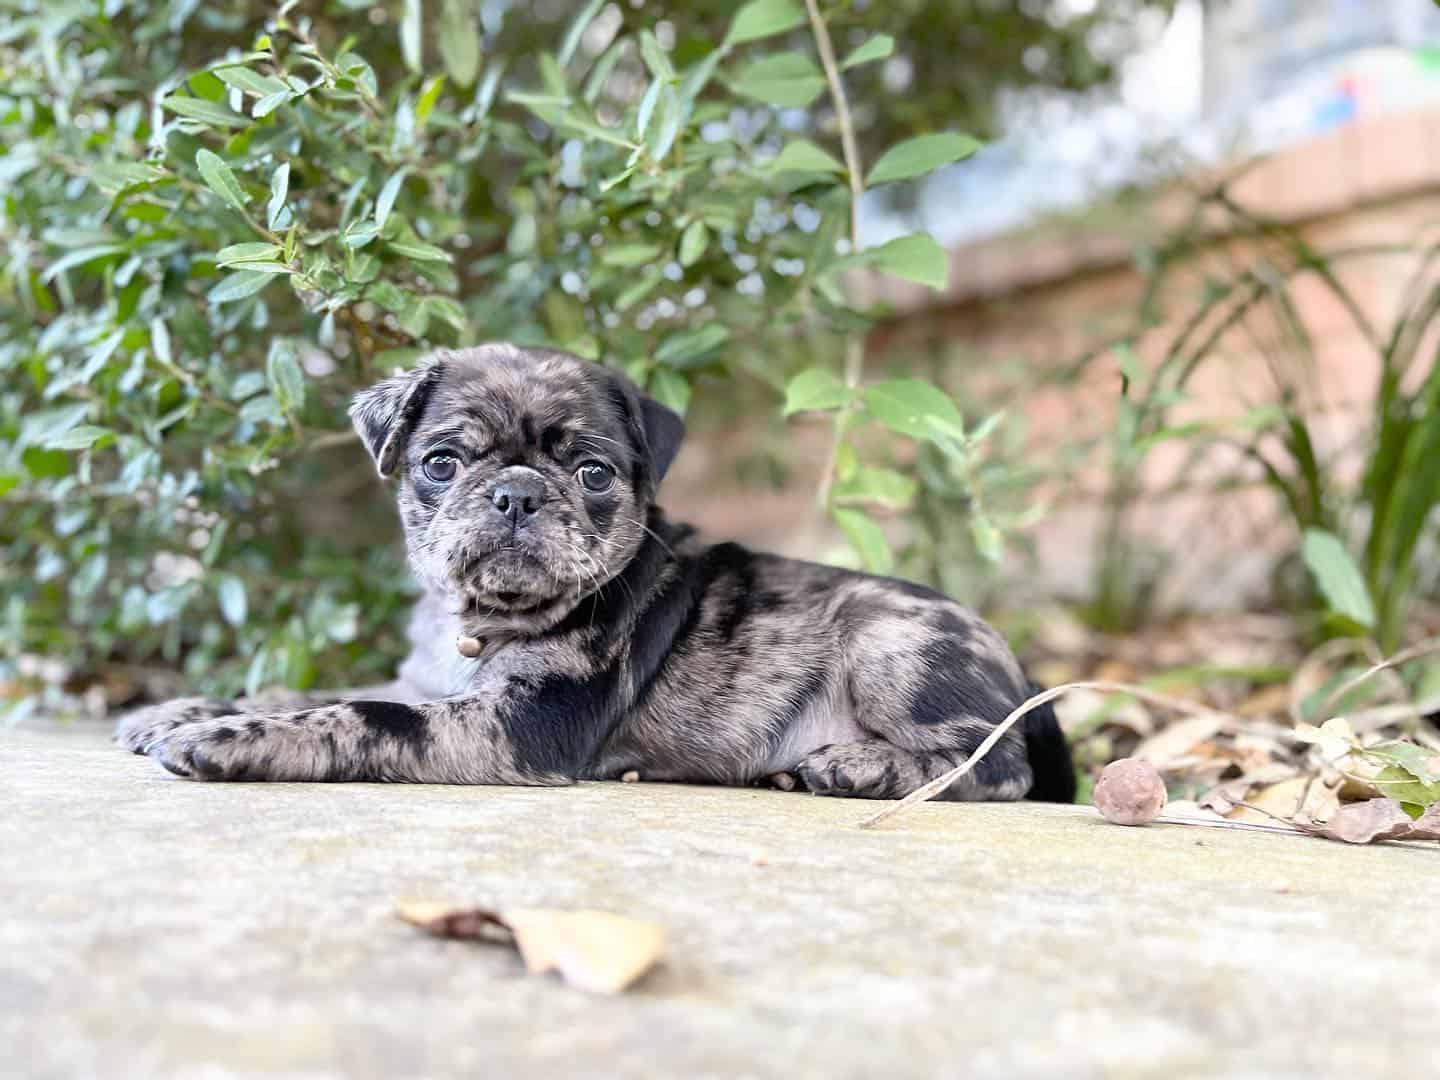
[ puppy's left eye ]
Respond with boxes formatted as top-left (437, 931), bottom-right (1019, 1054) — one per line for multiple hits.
top-left (422, 454), bottom-right (459, 483)
top-left (577, 461), bottom-right (615, 493)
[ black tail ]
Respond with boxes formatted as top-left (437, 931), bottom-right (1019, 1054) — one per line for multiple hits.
top-left (1021, 685), bottom-right (1075, 803)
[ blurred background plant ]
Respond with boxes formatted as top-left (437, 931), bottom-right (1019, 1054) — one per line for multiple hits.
top-left (0, 0), bottom-right (1185, 717)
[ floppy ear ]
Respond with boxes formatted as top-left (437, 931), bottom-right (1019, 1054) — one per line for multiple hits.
top-left (639, 393), bottom-right (685, 488)
top-left (348, 357), bottom-right (445, 477)
top-left (601, 366), bottom-right (686, 495)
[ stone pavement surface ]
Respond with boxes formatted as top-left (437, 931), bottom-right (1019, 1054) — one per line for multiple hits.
top-left (4, 724), bottom-right (1438, 1080)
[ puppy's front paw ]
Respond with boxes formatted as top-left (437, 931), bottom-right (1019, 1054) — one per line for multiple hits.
top-left (114, 697), bottom-right (239, 755)
top-left (149, 719), bottom-right (259, 781)
top-left (795, 741), bottom-right (913, 800)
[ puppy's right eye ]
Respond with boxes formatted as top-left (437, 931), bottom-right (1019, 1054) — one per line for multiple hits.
top-left (422, 454), bottom-right (459, 483)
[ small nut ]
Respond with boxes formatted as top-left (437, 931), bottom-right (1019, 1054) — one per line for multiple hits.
top-left (620, 770), bottom-right (640, 783)
top-left (456, 636), bottom-right (484, 659)
top-left (1093, 757), bottom-right (1166, 826)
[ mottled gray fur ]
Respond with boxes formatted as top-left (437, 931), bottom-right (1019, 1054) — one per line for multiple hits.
top-left (117, 345), bottom-right (1073, 802)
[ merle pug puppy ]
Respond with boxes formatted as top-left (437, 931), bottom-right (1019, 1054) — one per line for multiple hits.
top-left (117, 344), bottom-right (1073, 802)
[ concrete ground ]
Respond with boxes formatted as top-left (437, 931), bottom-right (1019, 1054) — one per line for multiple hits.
top-left (4, 724), bottom-right (1438, 1080)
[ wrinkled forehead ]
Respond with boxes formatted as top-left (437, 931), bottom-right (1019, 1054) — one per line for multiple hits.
top-left (413, 348), bottom-right (630, 456)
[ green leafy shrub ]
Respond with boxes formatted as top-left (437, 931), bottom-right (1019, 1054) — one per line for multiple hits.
top-left (4, 0), bottom-right (1068, 711)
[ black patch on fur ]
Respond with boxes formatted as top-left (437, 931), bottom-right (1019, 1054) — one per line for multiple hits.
top-left (210, 726), bottom-right (237, 743)
top-left (503, 666), bottom-right (621, 775)
top-left (352, 700), bottom-right (430, 744)
top-left (910, 637), bottom-right (1009, 728)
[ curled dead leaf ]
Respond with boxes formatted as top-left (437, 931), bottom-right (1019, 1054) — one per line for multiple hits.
top-left (1297, 798), bottom-right (1416, 845)
top-left (396, 901), bottom-right (665, 993)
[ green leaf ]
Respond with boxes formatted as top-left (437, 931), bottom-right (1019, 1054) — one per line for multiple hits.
top-left (601, 243), bottom-right (662, 267)
top-left (217, 576), bottom-right (248, 627)
top-left (344, 221), bottom-right (381, 249)
top-left (649, 368), bottom-right (691, 415)
top-left (834, 465), bottom-right (916, 509)
top-left (41, 244), bottom-right (126, 282)
top-left (253, 89), bottom-right (291, 118)
top-left (267, 163), bottom-right (291, 230)
top-left (22, 405), bottom-right (90, 449)
top-left (401, 0), bottom-right (423, 72)
top-left (559, 0), bottom-right (606, 66)
top-left (783, 368), bottom-right (850, 415)
top-left (731, 52), bottom-right (825, 108)
top-left (1370, 765), bottom-right (1440, 810)
top-left (1302, 529), bottom-right (1376, 629)
top-left (45, 425), bottom-right (112, 451)
top-left (867, 232), bottom-right (948, 290)
top-left (216, 242), bottom-right (282, 266)
top-left (970, 512), bottom-right (1003, 563)
top-left (864, 378), bottom-right (966, 442)
top-left (655, 324), bottom-right (731, 368)
top-left (725, 0), bottom-right (806, 45)
top-left (866, 132), bottom-right (981, 186)
top-left (150, 318), bottom-right (172, 365)
top-left (439, 0), bottom-right (482, 86)
top-left (639, 31), bottom-right (674, 82)
top-left (1364, 742), bottom-right (1440, 785)
top-left (416, 75), bottom-right (445, 128)
top-left (615, 268), bottom-right (663, 311)
top-left (678, 221), bottom-right (708, 267)
top-left (206, 270), bottom-right (279, 304)
top-left (375, 167), bottom-right (410, 229)
top-left (162, 95), bottom-right (248, 128)
top-left (195, 149), bottom-right (249, 211)
top-left (213, 65), bottom-right (288, 97)
top-left (834, 509), bottom-right (893, 574)
top-left (266, 340), bottom-right (306, 414)
top-left (771, 139), bottom-right (844, 175)
top-left (386, 238), bottom-right (452, 262)
top-left (840, 34), bottom-right (895, 70)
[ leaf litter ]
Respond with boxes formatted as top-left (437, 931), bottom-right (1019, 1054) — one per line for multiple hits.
top-left (860, 614), bottom-right (1440, 847)
top-left (397, 901), bottom-right (665, 993)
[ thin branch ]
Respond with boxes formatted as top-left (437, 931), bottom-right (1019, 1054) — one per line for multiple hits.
top-left (803, 0), bottom-right (866, 511)
top-left (1317, 638), bottom-right (1440, 718)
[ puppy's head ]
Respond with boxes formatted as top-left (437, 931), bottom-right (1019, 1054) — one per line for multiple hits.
top-left (350, 344), bottom-right (684, 635)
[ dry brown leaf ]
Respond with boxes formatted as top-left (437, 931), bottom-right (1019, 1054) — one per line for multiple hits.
top-left (1298, 798), bottom-right (1416, 845)
top-left (1227, 777), bottom-right (1338, 825)
top-left (1235, 683), bottom-right (1292, 718)
top-left (1403, 803), bottom-right (1440, 841)
top-left (396, 902), bottom-right (664, 993)
top-left (1134, 715), bottom-right (1224, 769)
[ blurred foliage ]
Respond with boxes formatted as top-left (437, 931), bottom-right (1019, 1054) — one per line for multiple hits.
top-left (0, 0), bottom-right (1181, 713)
top-left (1081, 184), bottom-right (1440, 648)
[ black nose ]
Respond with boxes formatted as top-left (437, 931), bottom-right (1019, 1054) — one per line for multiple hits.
top-left (489, 472), bottom-right (546, 526)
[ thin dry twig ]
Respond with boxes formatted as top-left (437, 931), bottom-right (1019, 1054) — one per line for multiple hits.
top-left (858, 680), bottom-right (1233, 830)
top-left (1316, 637), bottom-right (1440, 718)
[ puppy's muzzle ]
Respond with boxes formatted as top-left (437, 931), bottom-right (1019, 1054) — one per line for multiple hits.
top-left (488, 467), bottom-right (547, 529)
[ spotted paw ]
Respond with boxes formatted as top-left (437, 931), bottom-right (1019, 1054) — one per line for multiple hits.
top-left (794, 741), bottom-right (912, 800)
top-left (114, 697), bottom-right (239, 755)
top-left (148, 720), bottom-right (258, 781)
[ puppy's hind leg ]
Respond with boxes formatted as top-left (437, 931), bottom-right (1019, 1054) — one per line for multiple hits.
top-left (796, 616), bottom-right (1034, 801)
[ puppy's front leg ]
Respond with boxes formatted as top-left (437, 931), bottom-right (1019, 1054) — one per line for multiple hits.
top-left (145, 697), bottom-right (566, 786)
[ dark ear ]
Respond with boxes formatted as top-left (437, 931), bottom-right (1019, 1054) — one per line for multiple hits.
top-left (602, 366), bottom-right (686, 495)
top-left (639, 394), bottom-right (685, 488)
top-left (348, 357), bottom-right (445, 477)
